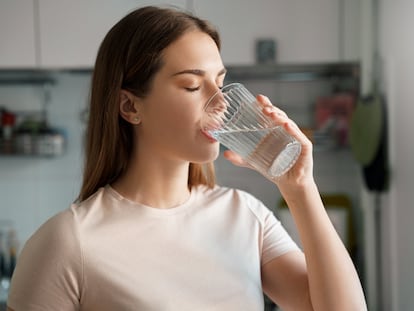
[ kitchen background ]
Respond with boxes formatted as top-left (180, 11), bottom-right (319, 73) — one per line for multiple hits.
top-left (0, 0), bottom-right (413, 310)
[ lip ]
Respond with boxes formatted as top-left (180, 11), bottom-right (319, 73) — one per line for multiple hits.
top-left (201, 129), bottom-right (217, 143)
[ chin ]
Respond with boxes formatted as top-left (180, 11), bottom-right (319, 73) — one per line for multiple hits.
top-left (192, 144), bottom-right (220, 163)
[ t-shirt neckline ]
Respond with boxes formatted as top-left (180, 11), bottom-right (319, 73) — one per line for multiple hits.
top-left (105, 184), bottom-right (198, 216)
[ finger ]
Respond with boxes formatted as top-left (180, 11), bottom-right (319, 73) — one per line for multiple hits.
top-left (262, 105), bottom-right (289, 127)
top-left (256, 94), bottom-right (288, 117)
top-left (264, 106), bottom-right (287, 118)
top-left (257, 94), bottom-right (273, 108)
top-left (222, 150), bottom-right (249, 168)
top-left (283, 119), bottom-right (313, 148)
top-left (256, 94), bottom-right (311, 146)
top-left (261, 103), bottom-right (310, 145)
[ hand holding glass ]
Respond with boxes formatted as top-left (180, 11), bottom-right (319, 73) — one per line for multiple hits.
top-left (202, 83), bottom-right (301, 179)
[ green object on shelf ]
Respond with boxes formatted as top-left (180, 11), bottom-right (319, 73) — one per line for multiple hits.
top-left (349, 95), bottom-right (383, 166)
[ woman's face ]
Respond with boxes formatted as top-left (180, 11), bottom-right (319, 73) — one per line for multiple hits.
top-left (136, 30), bottom-right (226, 164)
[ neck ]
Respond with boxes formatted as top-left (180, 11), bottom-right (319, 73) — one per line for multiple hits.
top-left (112, 152), bottom-right (191, 209)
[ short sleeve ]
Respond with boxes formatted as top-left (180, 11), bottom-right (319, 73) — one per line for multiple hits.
top-left (7, 208), bottom-right (83, 311)
top-left (236, 189), bottom-right (300, 266)
top-left (261, 210), bottom-right (300, 265)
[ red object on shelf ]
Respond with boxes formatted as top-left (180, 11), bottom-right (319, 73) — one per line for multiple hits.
top-left (1, 111), bottom-right (16, 127)
top-left (315, 93), bottom-right (356, 146)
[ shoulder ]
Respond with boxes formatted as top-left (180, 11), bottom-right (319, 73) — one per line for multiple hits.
top-left (21, 208), bottom-right (79, 264)
top-left (8, 207), bottom-right (83, 309)
top-left (26, 207), bottom-right (79, 251)
top-left (193, 184), bottom-right (257, 202)
top-left (194, 184), bottom-right (260, 201)
top-left (193, 184), bottom-right (271, 222)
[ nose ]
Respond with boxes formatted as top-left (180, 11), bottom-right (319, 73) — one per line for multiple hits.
top-left (202, 87), bottom-right (229, 131)
top-left (206, 89), bottom-right (227, 114)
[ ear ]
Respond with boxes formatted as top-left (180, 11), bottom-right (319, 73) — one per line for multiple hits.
top-left (119, 90), bottom-right (141, 125)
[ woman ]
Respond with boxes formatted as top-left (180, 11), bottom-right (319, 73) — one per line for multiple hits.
top-left (7, 6), bottom-right (366, 311)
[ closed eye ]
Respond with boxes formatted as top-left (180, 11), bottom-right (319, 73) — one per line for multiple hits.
top-left (185, 86), bottom-right (200, 92)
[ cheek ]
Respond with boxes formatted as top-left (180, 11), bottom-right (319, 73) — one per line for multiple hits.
top-left (156, 98), bottom-right (201, 131)
top-left (142, 85), bottom-right (205, 136)
top-left (142, 108), bottom-right (196, 146)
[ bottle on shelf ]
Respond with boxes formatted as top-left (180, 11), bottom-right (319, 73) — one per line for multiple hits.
top-left (1, 109), bottom-right (16, 154)
top-left (6, 229), bottom-right (18, 278)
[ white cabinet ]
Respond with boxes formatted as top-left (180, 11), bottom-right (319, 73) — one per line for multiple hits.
top-left (37, 0), bottom-right (187, 68)
top-left (193, 0), bottom-right (361, 65)
top-left (0, 0), bottom-right (37, 68)
top-left (0, 1), bottom-right (187, 69)
top-left (0, 0), bottom-right (360, 68)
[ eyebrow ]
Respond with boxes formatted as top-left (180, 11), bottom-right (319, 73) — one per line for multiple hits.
top-left (172, 68), bottom-right (227, 77)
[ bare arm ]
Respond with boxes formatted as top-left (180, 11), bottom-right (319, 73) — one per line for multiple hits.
top-left (261, 251), bottom-right (312, 310)
top-left (259, 180), bottom-right (366, 311)
top-left (272, 96), bottom-right (366, 310)
top-left (224, 95), bottom-right (367, 310)
top-left (279, 180), bottom-right (366, 310)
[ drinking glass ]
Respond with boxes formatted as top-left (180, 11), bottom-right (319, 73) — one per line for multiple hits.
top-left (202, 83), bottom-right (301, 179)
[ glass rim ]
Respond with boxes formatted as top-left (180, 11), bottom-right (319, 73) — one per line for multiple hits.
top-left (204, 82), bottom-right (246, 108)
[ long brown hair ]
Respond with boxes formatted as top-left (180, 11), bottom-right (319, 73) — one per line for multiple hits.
top-left (78, 6), bottom-right (220, 202)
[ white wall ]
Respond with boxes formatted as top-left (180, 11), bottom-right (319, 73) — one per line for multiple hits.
top-left (193, 0), bottom-right (361, 64)
top-left (380, 1), bottom-right (414, 310)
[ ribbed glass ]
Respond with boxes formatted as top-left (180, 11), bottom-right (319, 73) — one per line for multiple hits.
top-left (203, 83), bottom-right (301, 178)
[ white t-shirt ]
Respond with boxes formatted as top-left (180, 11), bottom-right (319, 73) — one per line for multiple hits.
top-left (8, 185), bottom-right (299, 311)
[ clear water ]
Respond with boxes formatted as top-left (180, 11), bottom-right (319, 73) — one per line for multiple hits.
top-left (204, 83), bottom-right (301, 178)
top-left (212, 126), bottom-right (301, 178)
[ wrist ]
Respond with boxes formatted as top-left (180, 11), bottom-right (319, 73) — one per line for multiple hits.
top-left (277, 177), bottom-right (318, 204)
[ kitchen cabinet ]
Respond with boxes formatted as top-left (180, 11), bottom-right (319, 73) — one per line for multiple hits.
top-left (0, 1), bottom-right (37, 68)
top-left (37, 0), bottom-right (187, 68)
top-left (0, 0), bottom-right (361, 68)
top-left (0, 1), bottom-right (187, 69)
top-left (192, 0), bottom-right (361, 65)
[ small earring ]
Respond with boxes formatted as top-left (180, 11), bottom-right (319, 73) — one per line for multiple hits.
top-left (133, 117), bottom-right (140, 124)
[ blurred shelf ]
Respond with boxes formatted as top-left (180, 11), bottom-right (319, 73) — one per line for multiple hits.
top-left (0, 69), bottom-right (56, 85)
top-left (225, 62), bottom-right (360, 83)
top-left (0, 68), bottom-right (92, 86)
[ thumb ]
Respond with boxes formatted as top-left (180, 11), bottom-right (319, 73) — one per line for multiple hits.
top-left (222, 150), bottom-right (250, 168)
